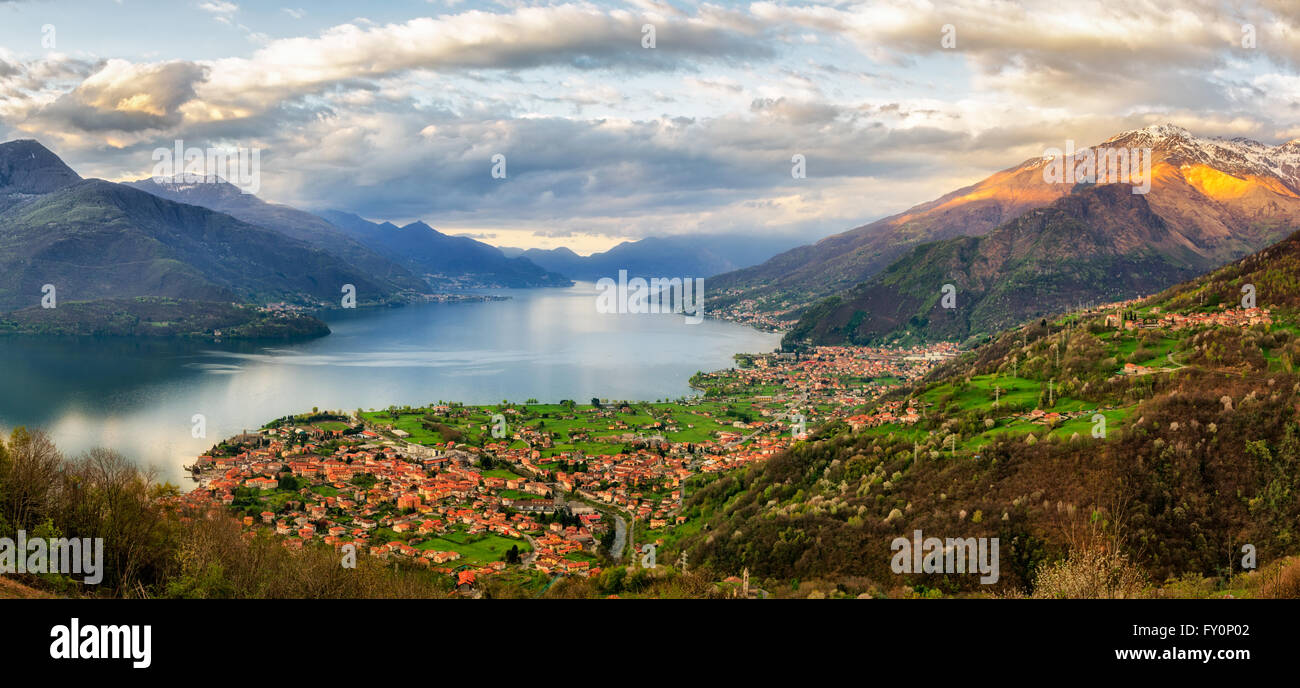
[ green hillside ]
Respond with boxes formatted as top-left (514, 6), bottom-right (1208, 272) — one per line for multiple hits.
top-left (665, 228), bottom-right (1300, 597)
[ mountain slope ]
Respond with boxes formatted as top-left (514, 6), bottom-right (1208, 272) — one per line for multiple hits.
top-left (672, 228), bottom-right (1300, 595)
top-left (1155, 220), bottom-right (1300, 315)
top-left (783, 182), bottom-right (1281, 346)
top-left (320, 211), bottom-right (571, 289)
top-left (710, 158), bottom-right (1076, 315)
top-left (125, 177), bottom-right (428, 293)
top-left (0, 177), bottom-right (404, 311)
top-left (713, 124), bottom-right (1300, 321)
top-left (0, 139), bottom-right (83, 211)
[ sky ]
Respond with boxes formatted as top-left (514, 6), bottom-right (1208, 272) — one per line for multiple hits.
top-left (0, 0), bottom-right (1297, 254)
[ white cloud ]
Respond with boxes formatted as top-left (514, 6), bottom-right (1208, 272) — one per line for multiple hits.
top-left (198, 1), bottom-right (239, 15)
top-left (1, 1), bottom-right (1296, 249)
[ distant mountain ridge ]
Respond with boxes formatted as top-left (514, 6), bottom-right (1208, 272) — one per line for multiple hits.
top-left (319, 211), bottom-right (571, 289)
top-left (126, 178), bottom-right (568, 290)
top-left (125, 177), bottom-right (428, 293)
top-left (502, 234), bottom-right (805, 281)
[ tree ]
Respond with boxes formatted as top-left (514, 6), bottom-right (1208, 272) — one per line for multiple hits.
top-left (0, 427), bottom-right (61, 533)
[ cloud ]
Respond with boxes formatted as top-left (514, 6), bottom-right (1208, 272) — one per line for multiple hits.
top-left (33, 59), bottom-right (207, 135)
top-left (198, 1), bottom-right (238, 15)
top-left (751, 0), bottom-right (1300, 110)
top-left (191, 4), bottom-right (773, 111)
top-left (1, 1), bottom-right (1297, 248)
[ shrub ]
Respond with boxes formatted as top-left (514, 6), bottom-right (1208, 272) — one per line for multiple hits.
top-left (1031, 546), bottom-right (1148, 599)
top-left (1259, 558), bottom-right (1300, 599)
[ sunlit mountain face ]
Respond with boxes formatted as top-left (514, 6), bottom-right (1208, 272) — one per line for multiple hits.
top-left (713, 124), bottom-right (1300, 319)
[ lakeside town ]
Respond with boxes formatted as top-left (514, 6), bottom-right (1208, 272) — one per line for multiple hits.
top-left (168, 290), bottom-right (1284, 593)
top-left (710, 290), bottom-right (801, 332)
top-left (171, 341), bottom-right (960, 590)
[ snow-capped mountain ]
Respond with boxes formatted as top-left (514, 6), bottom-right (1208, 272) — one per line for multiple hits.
top-left (1101, 123), bottom-right (1300, 195)
top-left (712, 123), bottom-right (1300, 315)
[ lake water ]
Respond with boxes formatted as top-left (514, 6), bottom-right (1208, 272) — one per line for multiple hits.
top-left (0, 284), bottom-right (780, 482)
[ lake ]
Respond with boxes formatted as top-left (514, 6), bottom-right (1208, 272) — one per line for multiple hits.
top-left (0, 283), bottom-right (780, 482)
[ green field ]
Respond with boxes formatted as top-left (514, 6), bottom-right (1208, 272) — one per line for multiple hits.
top-left (362, 400), bottom-right (766, 457)
top-left (483, 468), bottom-right (525, 480)
top-left (499, 489), bottom-right (547, 501)
top-left (965, 407), bottom-right (1135, 450)
top-left (415, 528), bottom-right (532, 566)
top-left (922, 374), bottom-right (1088, 413)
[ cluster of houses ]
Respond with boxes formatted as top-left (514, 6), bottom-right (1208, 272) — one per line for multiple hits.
top-left (1118, 362), bottom-right (1159, 376)
top-left (400, 402), bottom-right (800, 528)
top-left (1015, 407), bottom-right (1100, 426)
top-left (257, 301), bottom-right (310, 315)
top-left (177, 340), bottom-right (978, 584)
top-left (177, 422), bottom-right (605, 581)
top-left (455, 347), bottom-right (962, 531)
top-left (697, 344), bottom-right (956, 407)
top-left (845, 400), bottom-right (924, 431)
top-left (1104, 306), bottom-right (1272, 331)
top-left (711, 294), bottom-right (800, 331)
top-left (487, 439), bottom-right (695, 529)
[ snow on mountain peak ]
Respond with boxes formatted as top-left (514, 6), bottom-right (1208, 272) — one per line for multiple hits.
top-left (1097, 124), bottom-right (1300, 193)
top-left (1141, 122), bottom-right (1192, 139)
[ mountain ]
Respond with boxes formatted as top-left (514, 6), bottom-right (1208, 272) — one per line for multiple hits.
top-left (1147, 210), bottom-right (1300, 324)
top-left (0, 140), bottom-right (412, 312)
top-left (125, 177), bottom-right (428, 293)
top-left (782, 182), bottom-right (1274, 346)
top-left (500, 244), bottom-right (577, 263)
top-left (500, 234), bottom-right (804, 282)
top-left (0, 139), bottom-right (82, 202)
top-left (671, 228), bottom-right (1300, 595)
top-left (319, 211), bottom-right (571, 289)
top-left (713, 124), bottom-right (1300, 321)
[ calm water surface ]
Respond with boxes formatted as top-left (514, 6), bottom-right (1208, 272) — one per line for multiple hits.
top-left (0, 284), bottom-right (779, 482)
